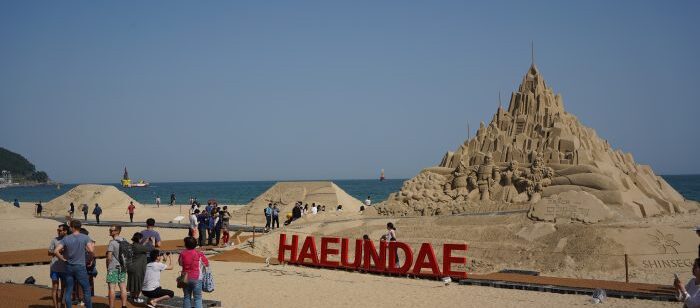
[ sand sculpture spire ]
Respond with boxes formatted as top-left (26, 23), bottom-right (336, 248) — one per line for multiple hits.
top-left (379, 61), bottom-right (697, 221)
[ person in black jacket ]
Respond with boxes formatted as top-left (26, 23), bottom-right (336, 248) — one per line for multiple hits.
top-left (92, 204), bottom-right (102, 224)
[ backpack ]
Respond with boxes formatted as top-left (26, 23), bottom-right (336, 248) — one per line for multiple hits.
top-left (115, 239), bottom-right (133, 269)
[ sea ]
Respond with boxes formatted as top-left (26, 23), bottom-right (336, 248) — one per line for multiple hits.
top-left (0, 179), bottom-right (406, 205)
top-left (1, 176), bottom-right (699, 205)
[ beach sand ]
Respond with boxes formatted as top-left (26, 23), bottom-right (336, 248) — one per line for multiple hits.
top-left (0, 190), bottom-right (695, 307)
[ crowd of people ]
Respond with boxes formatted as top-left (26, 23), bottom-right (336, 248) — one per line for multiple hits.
top-left (47, 212), bottom-right (213, 308)
top-left (187, 200), bottom-right (232, 248)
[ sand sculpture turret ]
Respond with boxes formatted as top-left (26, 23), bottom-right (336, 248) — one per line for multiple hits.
top-left (378, 63), bottom-right (698, 221)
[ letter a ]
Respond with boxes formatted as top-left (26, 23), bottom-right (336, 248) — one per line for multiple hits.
top-left (297, 236), bottom-right (320, 265)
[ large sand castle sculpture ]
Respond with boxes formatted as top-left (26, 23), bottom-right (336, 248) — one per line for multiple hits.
top-left (378, 63), bottom-right (698, 222)
top-left (244, 181), bottom-right (364, 216)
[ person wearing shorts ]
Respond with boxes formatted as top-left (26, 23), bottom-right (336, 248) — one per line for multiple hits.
top-left (106, 225), bottom-right (128, 308)
top-left (49, 224), bottom-right (69, 308)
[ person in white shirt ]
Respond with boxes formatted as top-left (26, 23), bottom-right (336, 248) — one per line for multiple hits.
top-left (142, 250), bottom-right (174, 308)
top-left (364, 196), bottom-right (372, 207)
top-left (311, 205), bottom-right (318, 214)
top-left (189, 209), bottom-right (199, 238)
top-left (675, 258), bottom-right (700, 308)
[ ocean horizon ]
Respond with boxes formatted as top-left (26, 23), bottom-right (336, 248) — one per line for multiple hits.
top-left (1, 175), bottom-right (699, 205)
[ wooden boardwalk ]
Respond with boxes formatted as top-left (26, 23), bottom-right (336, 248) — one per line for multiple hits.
top-left (461, 273), bottom-right (676, 301)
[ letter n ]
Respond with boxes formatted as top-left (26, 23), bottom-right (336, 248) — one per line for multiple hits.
top-left (363, 239), bottom-right (387, 271)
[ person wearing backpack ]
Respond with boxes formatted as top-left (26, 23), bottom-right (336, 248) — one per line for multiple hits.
top-left (106, 225), bottom-right (129, 308)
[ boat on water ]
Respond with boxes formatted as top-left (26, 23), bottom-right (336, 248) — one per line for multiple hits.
top-left (121, 167), bottom-right (150, 188)
top-left (380, 169), bottom-right (385, 181)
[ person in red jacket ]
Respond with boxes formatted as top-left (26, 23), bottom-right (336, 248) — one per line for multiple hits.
top-left (127, 201), bottom-right (136, 223)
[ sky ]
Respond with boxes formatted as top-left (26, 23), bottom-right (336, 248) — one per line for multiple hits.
top-left (1, 1), bottom-right (698, 183)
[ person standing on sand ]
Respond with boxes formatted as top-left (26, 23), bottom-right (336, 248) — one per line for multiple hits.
top-left (155, 195), bottom-right (161, 208)
top-left (93, 204), bottom-right (102, 224)
top-left (49, 223), bottom-right (69, 308)
top-left (127, 201), bottom-right (136, 223)
top-left (207, 213), bottom-right (218, 246)
top-left (81, 204), bottom-right (89, 221)
top-left (197, 210), bottom-right (208, 247)
top-left (73, 228), bottom-right (97, 307)
top-left (106, 225), bottom-right (128, 308)
top-left (189, 209), bottom-right (199, 238)
top-left (213, 212), bottom-right (223, 246)
top-left (53, 220), bottom-right (95, 308)
top-left (272, 205), bottom-right (280, 229)
top-left (381, 222), bottom-right (399, 266)
top-left (179, 237), bottom-right (209, 308)
top-left (170, 193), bottom-right (176, 206)
top-left (264, 203), bottom-right (272, 229)
top-left (365, 196), bottom-right (372, 207)
top-left (140, 218), bottom-right (162, 250)
top-left (36, 201), bottom-right (43, 216)
top-left (68, 202), bottom-right (75, 218)
top-left (220, 206), bottom-right (231, 247)
top-left (127, 233), bottom-right (152, 305)
top-left (13, 198), bottom-right (20, 208)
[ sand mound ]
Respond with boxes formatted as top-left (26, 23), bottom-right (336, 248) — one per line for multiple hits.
top-left (45, 184), bottom-right (139, 215)
top-left (243, 181), bottom-right (364, 217)
top-left (0, 200), bottom-right (37, 219)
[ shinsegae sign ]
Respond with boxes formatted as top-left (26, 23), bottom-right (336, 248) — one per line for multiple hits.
top-left (278, 234), bottom-right (468, 278)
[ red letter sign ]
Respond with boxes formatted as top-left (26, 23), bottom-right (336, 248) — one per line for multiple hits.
top-left (278, 234), bottom-right (299, 263)
top-left (340, 238), bottom-right (362, 268)
top-left (297, 236), bottom-right (319, 265)
top-left (320, 237), bottom-right (340, 267)
top-left (363, 239), bottom-right (387, 271)
top-left (387, 241), bottom-right (414, 274)
top-left (412, 243), bottom-right (441, 276)
top-left (442, 243), bottom-right (468, 278)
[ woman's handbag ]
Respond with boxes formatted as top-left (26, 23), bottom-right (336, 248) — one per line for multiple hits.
top-left (176, 271), bottom-right (188, 289)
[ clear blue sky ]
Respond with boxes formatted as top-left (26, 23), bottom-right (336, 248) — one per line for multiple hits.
top-left (1, 1), bottom-right (698, 183)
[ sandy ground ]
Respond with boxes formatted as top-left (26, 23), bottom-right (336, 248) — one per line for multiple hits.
top-left (1, 193), bottom-right (696, 307)
top-left (0, 261), bottom-right (677, 308)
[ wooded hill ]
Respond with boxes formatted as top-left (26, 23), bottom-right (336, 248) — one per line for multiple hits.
top-left (0, 147), bottom-right (49, 183)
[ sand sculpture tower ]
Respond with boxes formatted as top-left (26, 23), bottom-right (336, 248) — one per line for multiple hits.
top-left (378, 62), bottom-right (697, 220)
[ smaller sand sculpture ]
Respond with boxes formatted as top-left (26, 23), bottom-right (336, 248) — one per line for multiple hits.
top-left (514, 153), bottom-right (553, 203)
